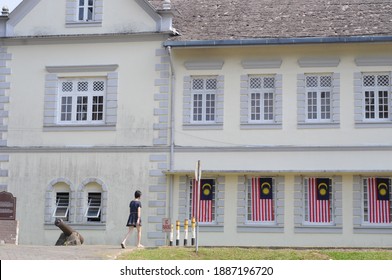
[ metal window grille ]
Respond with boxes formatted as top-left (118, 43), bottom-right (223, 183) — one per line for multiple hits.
top-left (305, 75), bottom-right (332, 121)
top-left (191, 77), bottom-right (217, 123)
top-left (249, 76), bottom-right (275, 122)
top-left (85, 193), bottom-right (102, 222)
top-left (53, 192), bottom-right (70, 221)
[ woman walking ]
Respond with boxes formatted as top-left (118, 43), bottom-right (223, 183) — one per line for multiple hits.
top-left (121, 190), bottom-right (143, 248)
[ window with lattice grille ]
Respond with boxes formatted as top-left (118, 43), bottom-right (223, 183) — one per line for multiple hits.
top-left (248, 76), bottom-right (275, 122)
top-left (58, 78), bottom-right (106, 124)
top-left (191, 77), bottom-right (217, 123)
top-left (362, 73), bottom-right (391, 121)
top-left (305, 74), bottom-right (332, 122)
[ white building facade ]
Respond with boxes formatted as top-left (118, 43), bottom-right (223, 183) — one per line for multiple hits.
top-left (1, 0), bottom-right (392, 247)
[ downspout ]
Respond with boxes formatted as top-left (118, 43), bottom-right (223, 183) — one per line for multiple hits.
top-left (166, 45), bottom-right (175, 221)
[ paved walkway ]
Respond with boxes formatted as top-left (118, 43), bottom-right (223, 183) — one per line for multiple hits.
top-left (0, 244), bottom-right (133, 260)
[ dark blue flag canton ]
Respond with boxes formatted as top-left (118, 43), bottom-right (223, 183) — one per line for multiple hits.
top-left (316, 178), bottom-right (330, 200)
top-left (259, 178), bottom-right (273, 199)
top-left (200, 179), bottom-right (214, 201)
top-left (376, 178), bottom-right (390, 201)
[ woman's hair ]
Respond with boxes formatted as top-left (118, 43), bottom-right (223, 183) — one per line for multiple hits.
top-left (134, 190), bottom-right (142, 199)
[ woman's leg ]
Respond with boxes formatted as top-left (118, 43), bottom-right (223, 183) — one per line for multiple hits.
top-left (121, 227), bottom-right (133, 248)
top-left (136, 225), bottom-right (143, 247)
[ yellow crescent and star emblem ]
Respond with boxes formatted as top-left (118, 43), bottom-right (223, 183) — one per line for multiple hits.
top-left (261, 182), bottom-right (271, 195)
top-left (318, 182), bottom-right (328, 196)
top-left (378, 182), bottom-right (388, 197)
top-left (202, 183), bottom-right (211, 196)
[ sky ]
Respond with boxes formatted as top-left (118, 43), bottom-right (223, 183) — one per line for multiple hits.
top-left (1, 0), bottom-right (23, 12)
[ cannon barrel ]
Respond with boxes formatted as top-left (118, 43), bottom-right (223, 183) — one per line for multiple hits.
top-left (55, 218), bottom-right (75, 236)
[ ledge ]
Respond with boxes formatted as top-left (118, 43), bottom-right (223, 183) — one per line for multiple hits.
top-left (182, 123), bottom-right (224, 130)
top-left (43, 124), bottom-right (116, 132)
top-left (297, 122), bottom-right (340, 129)
top-left (240, 123), bottom-right (282, 130)
top-left (354, 226), bottom-right (392, 234)
top-left (294, 225), bottom-right (342, 234)
top-left (298, 57), bottom-right (340, 67)
top-left (184, 60), bottom-right (224, 70)
top-left (46, 64), bottom-right (119, 73)
top-left (237, 224), bottom-right (284, 233)
top-left (355, 56), bottom-right (392, 66)
top-left (44, 223), bottom-right (106, 230)
top-left (241, 59), bottom-right (282, 69)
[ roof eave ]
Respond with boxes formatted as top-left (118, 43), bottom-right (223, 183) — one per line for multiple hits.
top-left (164, 35), bottom-right (392, 48)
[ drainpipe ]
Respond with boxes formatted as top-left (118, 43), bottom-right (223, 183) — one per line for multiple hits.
top-left (166, 45), bottom-right (175, 221)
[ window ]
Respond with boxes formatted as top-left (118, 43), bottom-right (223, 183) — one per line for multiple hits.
top-left (85, 192), bottom-right (102, 222)
top-left (303, 177), bottom-right (333, 224)
top-left (362, 177), bottom-right (391, 224)
top-left (305, 75), bottom-right (332, 122)
top-left (191, 77), bottom-right (217, 123)
top-left (189, 179), bottom-right (215, 223)
top-left (362, 73), bottom-right (391, 121)
top-left (52, 192), bottom-right (70, 221)
top-left (247, 177), bottom-right (275, 223)
top-left (78, 0), bottom-right (95, 21)
top-left (58, 78), bottom-right (105, 124)
top-left (248, 76), bottom-right (275, 123)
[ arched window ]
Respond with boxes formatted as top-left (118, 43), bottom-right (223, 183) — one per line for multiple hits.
top-left (45, 178), bottom-right (75, 223)
top-left (77, 178), bottom-right (107, 223)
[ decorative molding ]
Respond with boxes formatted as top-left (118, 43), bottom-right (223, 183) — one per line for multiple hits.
top-left (184, 60), bottom-right (224, 70)
top-left (297, 57), bottom-right (340, 67)
top-left (46, 64), bottom-right (118, 73)
top-left (354, 56), bottom-right (392, 66)
top-left (241, 59), bottom-right (282, 69)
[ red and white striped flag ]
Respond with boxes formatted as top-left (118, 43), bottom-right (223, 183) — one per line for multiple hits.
top-left (367, 178), bottom-right (390, 224)
top-left (308, 178), bottom-right (331, 223)
top-left (251, 177), bottom-right (274, 222)
top-left (192, 179), bottom-right (213, 223)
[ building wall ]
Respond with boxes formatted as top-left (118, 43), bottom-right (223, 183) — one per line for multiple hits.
top-left (166, 42), bottom-right (392, 247)
top-left (10, 0), bottom-right (158, 37)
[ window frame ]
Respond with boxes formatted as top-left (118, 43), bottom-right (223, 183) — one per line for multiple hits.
top-left (84, 192), bottom-right (102, 222)
top-left (57, 77), bottom-right (106, 125)
top-left (305, 74), bottom-right (333, 123)
top-left (248, 75), bottom-right (276, 124)
top-left (362, 177), bottom-right (392, 225)
top-left (246, 177), bottom-right (276, 225)
top-left (190, 76), bottom-right (218, 124)
top-left (362, 73), bottom-right (391, 122)
top-left (302, 177), bottom-right (334, 226)
top-left (52, 192), bottom-right (70, 221)
top-left (189, 178), bottom-right (216, 224)
top-left (78, 0), bottom-right (95, 22)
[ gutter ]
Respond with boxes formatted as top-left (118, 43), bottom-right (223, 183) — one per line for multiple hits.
top-left (166, 45), bottom-right (176, 222)
top-left (164, 35), bottom-right (392, 48)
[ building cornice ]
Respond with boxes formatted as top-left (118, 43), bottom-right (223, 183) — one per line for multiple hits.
top-left (164, 35), bottom-right (392, 48)
top-left (0, 31), bottom-right (173, 46)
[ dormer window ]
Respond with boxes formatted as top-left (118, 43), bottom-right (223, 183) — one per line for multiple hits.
top-left (78, 0), bottom-right (95, 21)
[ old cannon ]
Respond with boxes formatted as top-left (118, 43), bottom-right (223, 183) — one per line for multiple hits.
top-left (54, 218), bottom-right (84, 246)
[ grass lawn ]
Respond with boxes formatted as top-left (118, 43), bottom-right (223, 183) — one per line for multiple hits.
top-left (117, 247), bottom-right (392, 260)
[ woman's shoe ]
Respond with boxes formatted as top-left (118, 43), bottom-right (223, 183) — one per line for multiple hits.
top-left (121, 243), bottom-right (126, 249)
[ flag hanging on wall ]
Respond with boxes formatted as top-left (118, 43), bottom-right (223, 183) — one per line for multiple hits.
top-left (367, 178), bottom-right (391, 223)
top-left (308, 178), bottom-right (331, 223)
top-left (192, 179), bottom-right (214, 223)
top-left (251, 177), bottom-right (274, 222)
